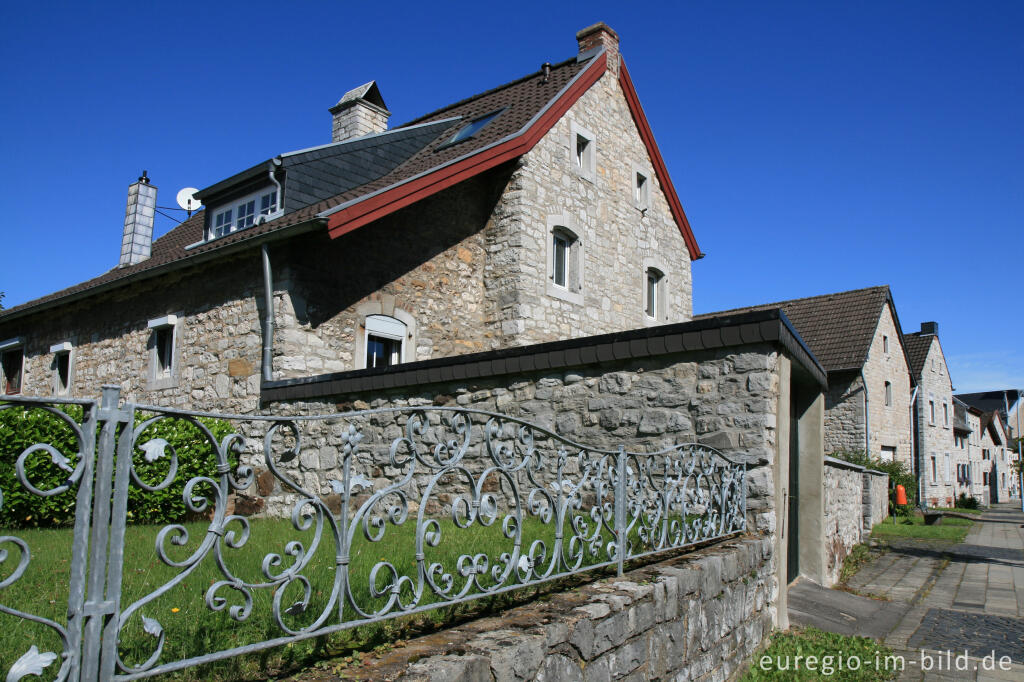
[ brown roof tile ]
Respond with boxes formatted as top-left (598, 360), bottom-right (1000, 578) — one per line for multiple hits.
top-left (695, 286), bottom-right (894, 372)
top-left (903, 333), bottom-right (934, 377)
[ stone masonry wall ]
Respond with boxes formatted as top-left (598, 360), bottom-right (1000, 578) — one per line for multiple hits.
top-left (0, 254), bottom-right (265, 412)
top-left (487, 66), bottom-right (694, 347)
top-left (823, 458), bottom-right (864, 586)
top-left (916, 336), bottom-right (955, 507)
top-left (251, 347), bottom-right (781, 539)
top-left (354, 536), bottom-right (774, 682)
top-left (864, 469), bottom-right (889, 533)
top-left (824, 372), bottom-right (866, 456)
top-left (864, 304), bottom-right (913, 465)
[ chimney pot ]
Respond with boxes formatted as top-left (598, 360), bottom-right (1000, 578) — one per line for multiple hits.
top-left (120, 175), bottom-right (156, 268)
top-left (330, 81), bottom-right (390, 143)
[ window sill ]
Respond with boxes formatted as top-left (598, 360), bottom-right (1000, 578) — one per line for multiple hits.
top-left (546, 282), bottom-right (584, 306)
top-left (146, 375), bottom-right (179, 392)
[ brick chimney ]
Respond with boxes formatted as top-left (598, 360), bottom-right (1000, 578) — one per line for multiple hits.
top-left (330, 81), bottom-right (390, 143)
top-left (119, 171), bottom-right (156, 268)
top-left (920, 321), bottom-right (939, 335)
top-left (576, 22), bottom-right (620, 75)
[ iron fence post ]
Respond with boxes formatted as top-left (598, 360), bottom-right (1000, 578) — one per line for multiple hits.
top-left (77, 385), bottom-right (132, 682)
top-left (615, 446), bottom-right (625, 577)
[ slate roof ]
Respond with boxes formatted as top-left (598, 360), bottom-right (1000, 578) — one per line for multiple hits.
top-left (955, 390), bottom-right (1021, 422)
top-left (0, 54), bottom-right (595, 321)
top-left (694, 285), bottom-right (901, 373)
top-left (903, 333), bottom-right (934, 377)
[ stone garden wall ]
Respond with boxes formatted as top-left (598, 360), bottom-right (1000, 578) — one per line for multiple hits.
top-left (822, 457), bottom-right (889, 586)
top-left (353, 535), bottom-right (774, 682)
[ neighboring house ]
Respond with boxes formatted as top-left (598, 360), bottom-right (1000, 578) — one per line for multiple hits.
top-left (697, 286), bottom-right (915, 466)
top-left (952, 398), bottom-right (975, 501)
top-left (904, 322), bottom-right (955, 507)
top-left (957, 390), bottom-right (1022, 501)
top-left (0, 24), bottom-right (700, 411)
top-left (978, 411), bottom-right (1010, 504)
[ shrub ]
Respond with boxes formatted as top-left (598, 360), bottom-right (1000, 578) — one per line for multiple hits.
top-left (956, 493), bottom-right (980, 510)
top-left (0, 403), bottom-right (235, 528)
top-left (832, 450), bottom-right (917, 510)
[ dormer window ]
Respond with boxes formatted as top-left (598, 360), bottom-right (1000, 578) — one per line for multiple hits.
top-left (210, 188), bottom-right (280, 239)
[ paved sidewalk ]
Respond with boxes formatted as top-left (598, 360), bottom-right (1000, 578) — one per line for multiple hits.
top-left (789, 502), bottom-right (1024, 681)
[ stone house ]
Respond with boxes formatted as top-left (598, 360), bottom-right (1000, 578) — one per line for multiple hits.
top-left (0, 23), bottom-right (699, 413)
top-left (956, 391), bottom-right (1021, 502)
top-left (697, 286), bottom-right (915, 466)
top-left (978, 411), bottom-right (1010, 504)
top-left (904, 322), bottom-right (955, 507)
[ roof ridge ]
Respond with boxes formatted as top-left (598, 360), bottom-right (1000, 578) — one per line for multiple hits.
top-left (396, 55), bottom-right (581, 128)
top-left (702, 284), bottom-right (890, 317)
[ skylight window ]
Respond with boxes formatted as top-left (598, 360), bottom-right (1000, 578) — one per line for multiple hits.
top-left (445, 110), bottom-right (503, 146)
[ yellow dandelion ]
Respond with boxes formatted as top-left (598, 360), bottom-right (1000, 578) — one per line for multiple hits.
top-left (171, 607), bottom-right (180, 613)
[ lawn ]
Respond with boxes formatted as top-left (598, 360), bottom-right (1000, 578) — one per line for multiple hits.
top-left (870, 514), bottom-right (973, 542)
top-left (2, 507), bottom-right (713, 679)
top-left (742, 627), bottom-right (898, 681)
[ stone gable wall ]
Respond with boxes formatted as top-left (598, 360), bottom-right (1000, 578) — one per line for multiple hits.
top-left (863, 304), bottom-right (913, 465)
top-left (487, 68), bottom-right (693, 347)
top-left (916, 337), bottom-right (956, 506)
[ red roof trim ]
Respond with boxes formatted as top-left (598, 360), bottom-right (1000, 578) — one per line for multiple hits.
top-left (618, 61), bottom-right (702, 260)
top-left (327, 53), bottom-right (608, 239)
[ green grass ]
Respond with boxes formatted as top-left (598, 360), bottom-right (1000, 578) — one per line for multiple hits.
top-left (930, 506), bottom-right (985, 515)
top-left (870, 514), bottom-right (972, 542)
top-left (838, 544), bottom-right (875, 585)
top-left (2, 508), bottom-right (706, 679)
top-left (741, 627), bottom-right (898, 681)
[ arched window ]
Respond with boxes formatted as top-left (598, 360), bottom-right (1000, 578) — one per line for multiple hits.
top-left (884, 381), bottom-right (892, 407)
top-left (645, 267), bottom-right (664, 319)
top-left (364, 314), bottom-right (406, 369)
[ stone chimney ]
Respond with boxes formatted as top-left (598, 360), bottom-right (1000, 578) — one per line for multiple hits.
top-left (120, 171), bottom-right (156, 268)
top-left (576, 22), bottom-right (619, 75)
top-left (920, 321), bottom-right (939, 335)
top-left (330, 81), bottom-right (390, 143)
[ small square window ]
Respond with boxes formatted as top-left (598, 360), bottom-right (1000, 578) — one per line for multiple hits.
top-left (2, 347), bottom-right (23, 395)
top-left (362, 315), bottom-right (406, 369)
top-left (634, 171), bottom-right (650, 211)
top-left (147, 315), bottom-right (179, 389)
top-left (576, 135), bottom-right (589, 169)
top-left (570, 123), bottom-right (596, 180)
top-left (50, 341), bottom-right (73, 395)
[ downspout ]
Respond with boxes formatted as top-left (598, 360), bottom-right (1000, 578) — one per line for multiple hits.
top-left (909, 385), bottom-right (920, 508)
top-left (261, 242), bottom-right (274, 383)
top-left (260, 161), bottom-right (282, 384)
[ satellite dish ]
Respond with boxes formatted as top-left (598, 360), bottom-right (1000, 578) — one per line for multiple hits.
top-left (176, 187), bottom-right (202, 213)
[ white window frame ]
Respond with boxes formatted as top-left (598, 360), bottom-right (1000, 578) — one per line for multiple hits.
top-left (631, 161), bottom-right (651, 211)
top-left (209, 187), bottom-right (282, 240)
top-left (363, 315), bottom-right (406, 369)
top-left (50, 341), bottom-right (74, 395)
top-left (641, 257), bottom-right (668, 325)
top-left (353, 303), bottom-right (418, 370)
top-left (545, 216), bottom-right (584, 305)
top-left (147, 314), bottom-right (181, 390)
top-left (1, 337), bottom-right (24, 396)
top-left (570, 121), bottom-right (596, 181)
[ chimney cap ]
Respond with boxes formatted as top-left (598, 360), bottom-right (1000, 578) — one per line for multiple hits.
top-left (576, 22), bottom-right (619, 44)
top-left (330, 81), bottom-right (389, 114)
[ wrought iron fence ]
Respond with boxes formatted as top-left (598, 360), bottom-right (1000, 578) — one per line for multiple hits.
top-left (1, 386), bottom-right (746, 681)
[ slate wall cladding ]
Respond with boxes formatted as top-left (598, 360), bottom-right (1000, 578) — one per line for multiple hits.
top-left (248, 347), bottom-right (781, 535)
top-left (351, 536), bottom-right (774, 682)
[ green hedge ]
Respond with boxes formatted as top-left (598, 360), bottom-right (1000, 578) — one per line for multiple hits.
top-left (0, 404), bottom-right (235, 529)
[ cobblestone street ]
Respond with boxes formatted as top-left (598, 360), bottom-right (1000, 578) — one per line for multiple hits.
top-left (790, 503), bottom-right (1024, 681)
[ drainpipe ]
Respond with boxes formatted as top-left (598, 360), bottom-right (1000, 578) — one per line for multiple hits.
top-left (261, 243), bottom-right (274, 383)
top-left (909, 385), bottom-right (921, 509)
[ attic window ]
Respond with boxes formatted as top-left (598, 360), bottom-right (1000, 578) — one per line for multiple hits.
top-left (210, 188), bottom-right (280, 239)
top-left (444, 110), bottom-right (503, 146)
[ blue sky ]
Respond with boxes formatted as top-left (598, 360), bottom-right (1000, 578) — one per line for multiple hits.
top-left (0, 1), bottom-right (1021, 392)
